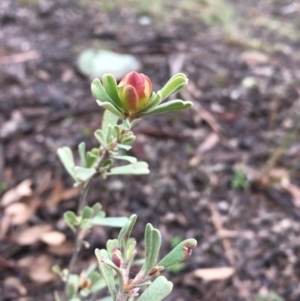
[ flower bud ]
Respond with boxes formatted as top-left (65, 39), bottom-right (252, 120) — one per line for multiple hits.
top-left (118, 71), bottom-right (152, 113)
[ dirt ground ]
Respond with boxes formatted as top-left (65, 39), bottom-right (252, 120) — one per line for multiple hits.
top-left (1, 0), bottom-right (300, 300)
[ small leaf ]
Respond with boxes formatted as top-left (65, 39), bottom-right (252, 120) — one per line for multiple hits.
top-left (54, 291), bottom-right (63, 301)
top-left (57, 147), bottom-right (76, 181)
top-left (118, 214), bottom-right (137, 258)
top-left (106, 239), bottom-right (119, 259)
top-left (141, 224), bottom-right (162, 275)
top-left (141, 99), bottom-right (193, 116)
top-left (78, 142), bottom-right (86, 167)
top-left (67, 274), bottom-right (79, 299)
top-left (64, 211), bottom-right (78, 230)
top-left (86, 151), bottom-right (98, 168)
top-left (157, 238), bottom-right (197, 268)
top-left (95, 249), bottom-right (117, 300)
top-left (85, 263), bottom-right (97, 276)
top-left (117, 144), bottom-right (132, 151)
top-left (102, 74), bottom-right (123, 109)
top-left (92, 203), bottom-right (102, 212)
top-left (137, 276), bottom-right (173, 301)
top-left (91, 78), bottom-right (115, 105)
top-left (90, 277), bottom-right (107, 294)
top-left (102, 109), bottom-right (119, 136)
top-left (89, 217), bottom-right (128, 228)
top-left (139, 92), bottom-right (162, 113)
top-left (107, 162), bottom-right (149, 175)
top-left (94, 129), bottom-right (107, 147)
top-left (158, 73), bottom-right (188, 101)
top-left (81, 206), bottom-right (94, 219)
top-left (74, 167), bottom-right (97, 182)
top-left (96, 100), bottom-right (125, 119)
top-left (112, 155), bottom-right (137, 164)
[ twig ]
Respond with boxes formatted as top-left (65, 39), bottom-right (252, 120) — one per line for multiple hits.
top-left (0, 50), bottom-right (40, 64)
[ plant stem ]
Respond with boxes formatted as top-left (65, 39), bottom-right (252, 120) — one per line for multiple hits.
top-left (64, 150), bottom-right (108, 300)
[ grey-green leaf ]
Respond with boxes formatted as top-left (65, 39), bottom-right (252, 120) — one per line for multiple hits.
top-left (117, 144), bottom-right (132, 151)
top-left (95, 249), bottom-right (117, 300)
top-left (102, 109), bottom-right (119, 136)
top-left (112, 155), bottom-right (137, 164)
top-left (142, 224), bottom-right (161, 275)
top-left (158, 73), bottom-right (188, 101)
top-left (74, 166), bottom-right (97, 181)
top-left (137, 276), bottom-right (173, 301)
top-left (107, 162), bottom-right (149, 175)
top-left (89, 217), bottom-right (128, 228)
top-left (91, 78), bottom-right (115, 104)
top-left (64, 211), bottom-right (78, 225)
top-left (157, 238), bottom-right (197, 268)
top-left (78, 142), bottom-right (86, 167)
top-left (57, 147), bottom-right (76, 181)
top-left (102, 74), bottom-right (123, 109)
top-left (94, 129), bottom-right (107, 147)
top-left (141, 100), bottom-right (193, 116)
top-left (96, 100), bottom-right (125, 119)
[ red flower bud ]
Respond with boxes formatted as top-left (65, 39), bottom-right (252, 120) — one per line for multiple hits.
top-left (118, 71), bottom-right (152, 113)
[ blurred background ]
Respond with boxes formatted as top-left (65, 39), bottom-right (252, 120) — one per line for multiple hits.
top-left (1, 0), bottom-right (300, 300)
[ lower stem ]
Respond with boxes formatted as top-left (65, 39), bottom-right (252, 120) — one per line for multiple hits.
top-left (64, 150), bottom-right (108, 300)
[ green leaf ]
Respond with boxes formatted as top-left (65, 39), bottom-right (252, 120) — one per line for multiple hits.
top-left (112, 155), bottom-right (137, 164)
top-left (141, 224), bottom-right (162, 275)
top-left (102, 74), bottom-right (123, 109)
top-left (67, 274), bottom-right (79, 299)
top-left (89, 217), bottom-right (128, 228)
top-left (141, 99), bottom-right (193, 116)
top-left (91, 78), bottom-right (115, 105)
top-left (106, 239), bottom-right (119, 259)
top-left (74, 166), bottom-right (97, 181)
top-left (86, 151), bottom-right (98, 168)
top-left (118, 214), bottom-right (137, 258)
top-left (95, 249), bottom-right (117, 300)
top-left (157, 238), bottom-right (197, 268)
top-left (57, 147), bottom-right (76, 181)
top-left (107, 162), bottom-right (149, 175)
top-left (117, 143), bottom-right (132, 151)
top-left (64, 211), bottom-right (78, 231)
top-left (78, 142), bottom-right (86, 167)
top-left (96, 100), bottom-right (125, 119)
top-left (54, 292), bottom-right (63, 301)
top-left (139, 92), bottom-right (162, 113)
top-left (137, 276), bottom-right (173, 301)
top-left (102, 109), bottom-right (119, 135)
top-left (94, 129), bottom-right (107, 147)
top-left (81, 206), bottom-right (94, 219)
top-left (90, 277), bottom-right (107, 294)
top-left (85, 263), bottom-right (97, 276)
top-left (158, 73), bottom-right (188, 101)
top-left (92, 203), bottom-right (102, 212)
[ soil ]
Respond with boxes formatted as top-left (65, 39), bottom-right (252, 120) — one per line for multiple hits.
top-left (1, 0), bottom-right (300, 300)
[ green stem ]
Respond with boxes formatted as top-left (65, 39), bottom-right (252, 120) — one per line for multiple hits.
top-left (64, 150), bottom-right (108, 300)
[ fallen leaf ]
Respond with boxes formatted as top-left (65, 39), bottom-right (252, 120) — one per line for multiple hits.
top-left (46, 180), bottom-right (79, 208)
top-left (1, 179), bottom-right (32, 207)
top-left (194, 267), bottom-right (235, 281)
top-left (14, 224), bottom-right (52, 245)
top-left (40, 231), bottom-right (66, 246)
top-left (240, 51), bottom-right (269, 65)
top-left (47, 240), bottom-right (74, 256)
top-left (190, 132), bottom-right (219, 166)
top-left (0, 215), bottom-right (11, 238)
top-left (4, 202), bottom-right (34, 225)
top-left (18, 255), bottom-right (55, 283)
top-left (4, 277), bottom-right (27, 295)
